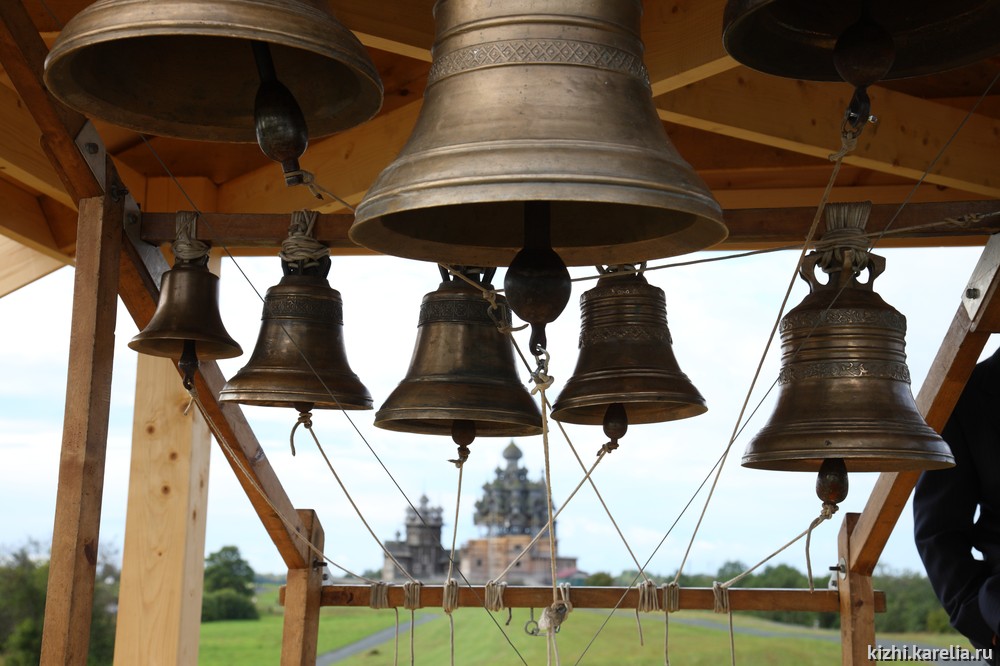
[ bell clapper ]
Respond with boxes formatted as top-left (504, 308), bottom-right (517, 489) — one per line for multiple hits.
top-left (503, 202), bottom-right (572, 357)
top-left (178, 339), bottom-right (199, 392)
top-left (252, 41), bottom-right (309, 186)
top-left (816, 458), bottom-right (849, 507)
top-left (601, 402), bottom-right (628, 452)
top-left (833, 5), bottom-right (895, 135)
top-left (449, 419), bottom-right (476, 467)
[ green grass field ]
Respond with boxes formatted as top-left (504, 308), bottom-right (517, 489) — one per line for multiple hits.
top-left (196, 585), bottom-right (977, 665)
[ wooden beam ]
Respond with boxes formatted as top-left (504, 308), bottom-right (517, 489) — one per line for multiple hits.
top-left (643, 0), bottom-right (738, 96)
top-left (0, 235), bottom-right (65, 297)
top-left (280, 510), bottom-right (325, 666)
top-left (303, 584), bottom-right (886, 613)
top-left (113, 354), bottom-right (212, 666)
top-left (0, 1), bottom-right (84, 207)
top-left (848, 235), bottom-right (1000, 575)
top-left (714, 184), bottom-right (990, 212)
top-left (217, 100), bottom-right (422, 215)
top-left (40, 190), bottom-right (123, 666)
top-left (839, 513), bottom-right (877, 665)
top-left (137, 201), bottom-right (999, 253)
top-left (656, 69), bottom-right (1000, 198)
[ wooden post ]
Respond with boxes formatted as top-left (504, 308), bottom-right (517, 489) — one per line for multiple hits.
top-left (281, 510), bottom-right (325, 666)
top-left (839, 513), bottom-right (876, 665)
top-left (112, 355), bottom-right (212, 666)
top-left (39, 191), bottom-right (123, 665)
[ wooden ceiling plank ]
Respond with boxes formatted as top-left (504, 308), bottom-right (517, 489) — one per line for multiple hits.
top-left (656, 69), bottom-right (1000, 198)
top-left (331, 0), bottom-right (435, 62)
top-left (643, 0), bottom-right (738, 96)
top-left (0, 176), bottom-right (68, 260)
top-left (0, 235), bottom-right (65, 297)
top-left (217, 100), bottom-right (422, 215)
top-left (0, 81), bottom-right (73, 206)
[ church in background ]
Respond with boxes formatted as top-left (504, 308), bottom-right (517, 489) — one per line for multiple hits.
top-left (382, 442), bottom-right (579, 584)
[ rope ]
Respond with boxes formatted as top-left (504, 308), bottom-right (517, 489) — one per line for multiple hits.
top-left (805, 503), bottom-right (839, 591)
top-left (711, 582), bottom-right (737, 666)
top-left (286, 169), bottom-right (356, 211)
top-left (485, 581), bottom-right (507, 612)
top-left (663, 582), bottom-right (680, 666)
top-left (288, 410), bottom-right (312, 456)
top-left (540, 586), bottom-right (572, 666)
top-left (444, 459), bottom-right (465, 666)
top-left (634, 579), bottom-right (660, 647)
top-left (303, 420), bottom-right (417, 583)
top-left (404, 581), bottom-right (422, 666)
top-left (279, 209), bottom-right (328, 266)
top-left (369, 581), bottom-right (390, 609)
top-left (171, 211), bottom-right (209, 262)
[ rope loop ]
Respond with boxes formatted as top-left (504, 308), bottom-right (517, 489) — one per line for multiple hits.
top-left (286, 169), bottom-right (356, 211)
top-left (530, 350), bottom-right (554, 394)
top-left (442, 578), bottom-right (460, 614)
top-left (664, 582), bottom-right (680, 613)
top-left (288, 410), bottom-right (312, 456)
top-left (279, 209), bottom-right (329, 270)
top-left (712, 582), bottom-right (730, 614)
top-left (403, 580), bottom-right (422, 610)
top-left (485, 580), bottom-right (507, 612)
top-left (539, 599), bottom-right (572, 633)
top-left (369, 581), bottom-right (390, 609)
top-left (806, 501), bottom-right (839, 591)
top-left (637, 580), bottom-right (660, 613)
top-left (172, 211), bottom-right (210, 263)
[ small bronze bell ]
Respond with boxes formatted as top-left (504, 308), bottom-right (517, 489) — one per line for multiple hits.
top-left (219, 256), bottom-right (372, 414)
top-left (351, 0), bottom-right (726, 268)
top-left (723, 0), bottom-right (1000, 82)
top-left (129, 258), bottom-right (242, 388)
top-left (742, 203), bottom-right (954, 475)
top-left (551, 265), bottom-right (707, 445)
top-left (45, 0), bottom-right (382, 143)
top-left (220, 210), bottom-right (371, 455)
top-left (375, 267), bottom-right (542, 461)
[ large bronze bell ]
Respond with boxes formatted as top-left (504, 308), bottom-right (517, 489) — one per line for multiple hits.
top-left (219, 257), bottom-right (372, 414)
top-left (723, 0), bottom-right (1000, 82)
top-left (44, 0), bottom-right (382, 143)
top-left (351, 0), bottom-right (726, 268)
top-left (742, 203), bottom-right (954, 474)
top-left (551, 266), bottom-right (706, 442)
top-left (129, 258), bottom-right (242, 388)
top-left (375, 267), bottom-right (542, 459)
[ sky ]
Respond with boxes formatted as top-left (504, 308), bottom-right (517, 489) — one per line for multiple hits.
top-left (0, 240), bottom-right (993, 585)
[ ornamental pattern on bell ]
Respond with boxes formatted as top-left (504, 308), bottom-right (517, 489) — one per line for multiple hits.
top-left (264, 296), bottom-right (343, 323)
top-left (780, 308), bottom-right (906, 333)
top-left (579, 324), bottom-right (672, 348)
top-left (778, 361), bottom-right (911, 385)
top-left (429, 39), bottom-right (650, 86)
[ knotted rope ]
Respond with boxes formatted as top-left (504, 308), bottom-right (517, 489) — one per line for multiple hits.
top-left (540, 585), bottom-right (572, 666)
top-left (279, 209), bottom-right (328, 269)
top-left (485, 580), bottom-right (507, 613)
top-left (663, 582), bottom-right (680, 666)
top-left (443, 455), bottom-right (466, 666)
top-left (171, 211), bottom-right (209, 263)
top-left (634, 579), bottom-right (660, 647)
top-left (286, 169), bottom-right (356, 211)
top-left (403, 581), bottom-right (422, 666)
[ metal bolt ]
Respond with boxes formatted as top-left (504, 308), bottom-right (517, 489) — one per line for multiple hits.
top-left (967, 287), bottom-right (982, 300)
top-left (84, 142), bottom-right (99, 155)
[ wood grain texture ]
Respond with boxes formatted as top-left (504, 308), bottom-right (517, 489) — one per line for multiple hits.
top-left (40, 192), bottom-right (122, 666)
top-left (280, 510), bottom-right (325, 666)
top-left (113, 354), bottom-right (211, 666)
top-left (839, 514), bottom-right (877, 665)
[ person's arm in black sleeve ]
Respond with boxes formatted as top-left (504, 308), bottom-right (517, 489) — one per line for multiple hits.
top-left (914, 407), bottom-right (995, 649)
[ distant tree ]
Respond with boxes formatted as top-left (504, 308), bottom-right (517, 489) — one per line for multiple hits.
top-left (204, 546), bottom-right (255, 597)
top-left (584, 571), bottom-right (614, 586)
top-left (202, 546), bottom-right (259, 622)
top-left (716, 561), bottom-right (749, 585)
top-left (0, 541), bottom-right (118, 666)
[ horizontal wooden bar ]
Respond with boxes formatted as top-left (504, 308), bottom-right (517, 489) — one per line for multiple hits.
top-left (138, 201), bottom-right (999, 255)
top-left (280, 585), bottom-right (885, 613)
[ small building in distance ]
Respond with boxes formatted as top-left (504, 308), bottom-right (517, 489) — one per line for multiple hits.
top-left (381, 494), bottom-right (451, 582)
top-left (459, 442), bottom-right (578, 585)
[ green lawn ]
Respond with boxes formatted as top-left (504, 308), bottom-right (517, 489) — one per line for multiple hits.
top-left (198, 588), bottom-right (972, 665)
